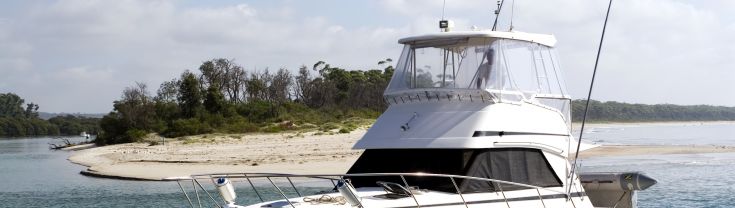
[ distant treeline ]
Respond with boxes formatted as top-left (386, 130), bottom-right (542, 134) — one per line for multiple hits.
top-left (0, 93), bottom-right (101, 137)
top-left (38, 112), bottom-right (105, 120)
top-left (572, 100), bottom-right (735, 122)
top-left (95, 58), bottom-right (394, 145)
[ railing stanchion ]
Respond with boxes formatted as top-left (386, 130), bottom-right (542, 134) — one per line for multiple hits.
top-left (536, 188), bottom-right (547, 208)
top-left (193, 179), bottom-right (222, 208)
top-left (497, 182), bottom-right (511, 208)
top-left (286, 177), bottom-right (302, 197)
top-left (329, 178), bottom-right (337, 190)
top-left (267, 177), bottom-right (296, 208)
top-left (176, 180), bottom-right (195, 208)
top-left (449, 177), bottom-right (469, 208)
top-left (192, 178), bottom-right (202, 208)
top-left (399, 175), bottom-right (421, 208)
top-left (244, 174), bottom-right (265, 202)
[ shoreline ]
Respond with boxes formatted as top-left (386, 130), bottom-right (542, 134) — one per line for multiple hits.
top-left (573, 120), bottom-right (735, 128)
top-left (68, 121), bottom-right (735, 181)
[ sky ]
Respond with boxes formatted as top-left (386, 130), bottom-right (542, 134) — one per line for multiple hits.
top-left (0, 0), bottom-right (733, 113)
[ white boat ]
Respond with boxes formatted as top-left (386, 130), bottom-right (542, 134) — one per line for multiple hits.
top-left (169, 17), bottom-right (655, 208)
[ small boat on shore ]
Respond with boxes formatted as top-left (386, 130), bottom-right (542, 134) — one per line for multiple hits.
top-left (80, 131), bottom-right (90, 139)
top-left (168, 3), bottom-right (656, 208)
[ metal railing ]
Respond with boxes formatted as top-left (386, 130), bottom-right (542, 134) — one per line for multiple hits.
top-left (166, 172), bottom-right (567, 208)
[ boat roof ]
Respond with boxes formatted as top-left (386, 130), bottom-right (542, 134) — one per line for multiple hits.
top-left (398, 30), bottom-right (557, 47)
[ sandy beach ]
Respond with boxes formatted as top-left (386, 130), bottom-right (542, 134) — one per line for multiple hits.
top-left (69, 129), bottom-right (367, 180)
top-left (68, 121), bottom-right (735, 181)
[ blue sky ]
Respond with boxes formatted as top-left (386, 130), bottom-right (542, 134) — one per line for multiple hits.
top-left (0, 0), bottom-right (733, 113)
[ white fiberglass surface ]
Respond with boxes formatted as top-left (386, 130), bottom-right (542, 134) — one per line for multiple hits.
top-left (245, 188), bottom-right (584, 208)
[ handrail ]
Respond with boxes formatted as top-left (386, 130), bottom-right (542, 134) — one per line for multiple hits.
top-left (177, 172), bottom-right (566, 195)
top-left (170, 172), bottom-right (566, 208)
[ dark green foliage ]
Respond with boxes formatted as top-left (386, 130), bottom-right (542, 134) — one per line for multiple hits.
top-left (165, 118), bottom-right (213, 138)
top-left (178, 71), bottom-right (203, 118)
top-left (94, 59), bottom-right (395, 143)
top-left (572, 100), bottom-right (735, 122)
top-left (236, 101), bottom-right (278, 123)
top-left (0, 93), bottom-right (26, 118)
top-left (0, 93), bottom-right (98, 137)
top-left (94, 83), bottom-right (157, 144)
top-left (204, 85), bottom-right (226, 114)
top-left (48, 115), bottom-right (100, 135)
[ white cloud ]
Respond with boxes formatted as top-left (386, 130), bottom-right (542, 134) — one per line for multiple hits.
top-left (0, 0), bottom-right (733, 113)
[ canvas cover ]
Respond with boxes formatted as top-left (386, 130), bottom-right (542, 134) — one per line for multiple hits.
top-left (346, 148), bottom-right (562, 193)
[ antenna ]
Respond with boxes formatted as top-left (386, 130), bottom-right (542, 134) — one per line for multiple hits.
top-left (568, 0), bottom-right (613, 196)
top-left (492, 0), bottom-right (505, 31)
top-left (441, 0), bottom-right (447, 20)
top-left (509, 0), bottom-right (515, 31)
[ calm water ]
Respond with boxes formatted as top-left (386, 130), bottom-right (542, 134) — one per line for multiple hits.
top-left (1, 123), bottom-right (734, 207)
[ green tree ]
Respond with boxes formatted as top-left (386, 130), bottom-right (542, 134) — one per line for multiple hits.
top-left (0, 93), bottom-right (25, 117)
top-left (204, 84), bottom-right (226, 114)
top-left (178, 71), bottom-right (203, 118)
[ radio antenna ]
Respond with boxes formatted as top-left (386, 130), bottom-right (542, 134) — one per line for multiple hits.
top-left (441, 0), bottom-right (447, 20)
top-left (492, 0), bottom-right (505, 31)
top-left (509, 0), bottom-right (515, 31)
top-left (568, 0), bottom-right (613, 195)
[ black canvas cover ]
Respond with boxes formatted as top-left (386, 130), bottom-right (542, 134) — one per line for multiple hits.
top-left (346, 148), bottom-right (561, 193)
top-left (459, 148), bottom-right (562, 192)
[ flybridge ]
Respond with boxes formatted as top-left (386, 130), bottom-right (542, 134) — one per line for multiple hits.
top-left (398, 30), bottom-right (558, 47)
top-left (383, 31), bottom-right (572, 127)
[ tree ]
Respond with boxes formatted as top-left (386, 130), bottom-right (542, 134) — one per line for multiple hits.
top-left (178, 71), bottom-right (203, 118)
top-left (24, 103), bottom-right (39, 118)
top-left (114, 82), bottom-right (156, 130)
top-left (224, 64), bottom-right (247, 102)
top-left (294, 65), bottom-right (312, 103)
top-left (0, 93), bottom-right (25, 117)
top-left (204, 84), bottom-right (226, 114)
top-left (269, 68), bottom-right (292, 103)
top-left (155, 78), bottom-right (179, 103)
top-left (246, 71), bottom-right (268, 101)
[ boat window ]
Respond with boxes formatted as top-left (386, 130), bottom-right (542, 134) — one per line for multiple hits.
top-left (346, 148), bottom-right (561, 193)
top-left (385, 38), bottom-right (572, 123)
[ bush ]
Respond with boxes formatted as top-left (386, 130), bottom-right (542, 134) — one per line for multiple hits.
top-left (165, 118), bottom-right (213, 137)
top-left (126, 129), bottom-right (148, 142)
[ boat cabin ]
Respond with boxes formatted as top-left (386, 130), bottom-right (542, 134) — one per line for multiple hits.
top-left (348, 30), bottom-right (576, 195)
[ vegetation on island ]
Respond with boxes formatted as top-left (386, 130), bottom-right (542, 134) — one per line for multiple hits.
top-left (0, 93), bottom-right (101, 137)
top-left (571, 100), bottom-right (735, 122)
top-left (94, 58), bottom-right (394, 145)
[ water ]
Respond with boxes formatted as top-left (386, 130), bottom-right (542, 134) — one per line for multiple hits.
top-left (578, 123), bottom-right (735, 208)
top-left (0, 137), bottom-right (183, 207)
top-left (1, 123), bottom-right (734, 207)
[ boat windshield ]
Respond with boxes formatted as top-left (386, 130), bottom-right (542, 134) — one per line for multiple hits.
top-left (387, 38), bottom-right (569, 100)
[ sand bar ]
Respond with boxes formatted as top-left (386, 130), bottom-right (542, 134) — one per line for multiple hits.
top-left (68, 121), bottom-right (735, 181)
top-left (578, 145), bottom-right (735, 158)
top-left (69, 129), bottom-right (366, 180)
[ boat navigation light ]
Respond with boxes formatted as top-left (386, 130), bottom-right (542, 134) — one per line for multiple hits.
top-left (439, 20), bottom-right (454, 32)
top-left (215, 177), bottom-right (237, 204)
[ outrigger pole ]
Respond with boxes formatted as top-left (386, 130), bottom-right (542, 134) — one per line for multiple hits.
top-left (492, 0), bottom-right (505, 31)
top-left (569, 0), bottom-right (614, 195)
